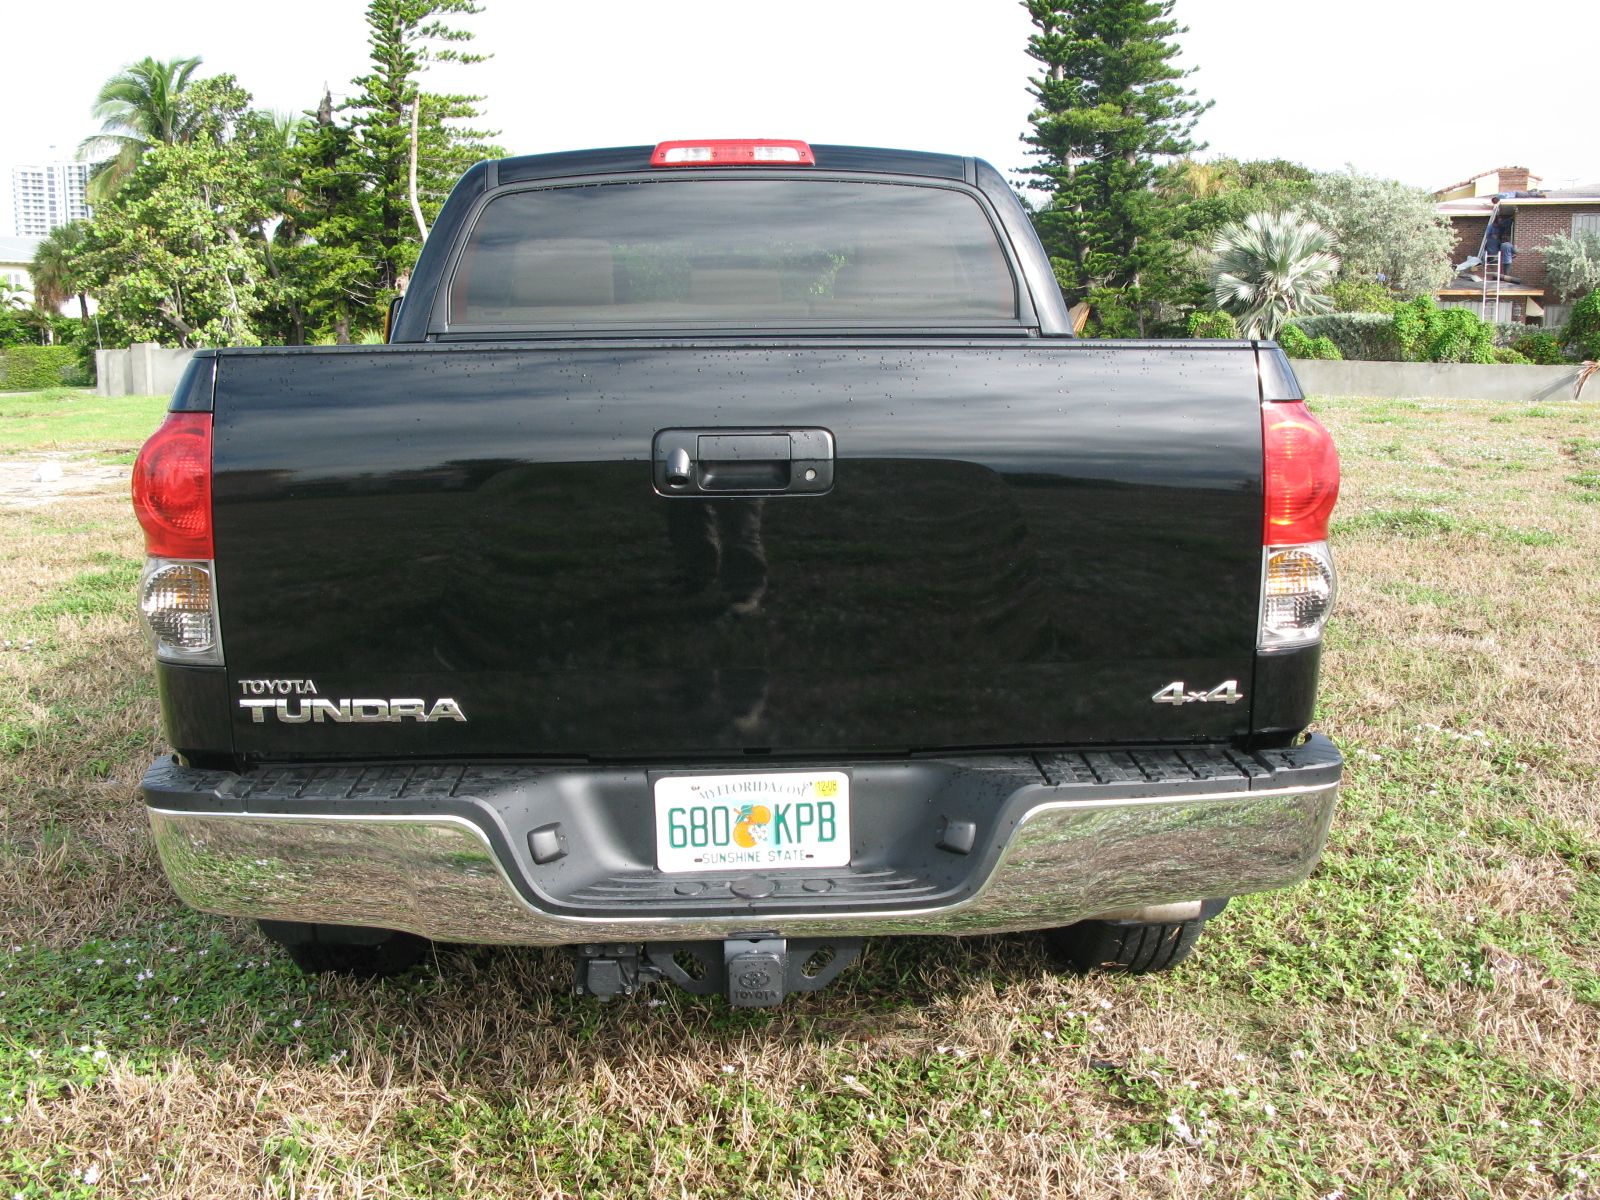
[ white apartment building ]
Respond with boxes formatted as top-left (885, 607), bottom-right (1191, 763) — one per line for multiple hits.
top-left (10, 161), bottom-right (91, 237)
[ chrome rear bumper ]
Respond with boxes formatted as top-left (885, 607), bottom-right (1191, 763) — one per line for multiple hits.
top-left (145, 740), bottom-right (1340, 945)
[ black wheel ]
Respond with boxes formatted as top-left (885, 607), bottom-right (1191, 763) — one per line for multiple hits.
top-left (259, 920), bottom-right (430, 977)
top-left (1046, 916), bottom-right (1209, 975)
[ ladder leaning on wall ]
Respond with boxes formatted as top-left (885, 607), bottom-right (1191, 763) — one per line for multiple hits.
top-left (1478, 198), bottom-right (1504, 322)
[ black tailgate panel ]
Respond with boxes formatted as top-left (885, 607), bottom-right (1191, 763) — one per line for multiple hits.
top-left (211, 341), bottom-right (1262, 758)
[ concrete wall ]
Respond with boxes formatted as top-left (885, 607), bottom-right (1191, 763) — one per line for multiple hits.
top-left (95, 343), bottom-right (194, 397)
top-left (1293, 359), bottom-right (1591, 403)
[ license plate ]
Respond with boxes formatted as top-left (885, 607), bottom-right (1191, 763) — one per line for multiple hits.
top-left (653, 771), bottom-right (850, 874)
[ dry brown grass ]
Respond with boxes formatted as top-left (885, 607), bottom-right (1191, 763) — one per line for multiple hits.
top-left (2, 395), bottom-right (1599, 1199)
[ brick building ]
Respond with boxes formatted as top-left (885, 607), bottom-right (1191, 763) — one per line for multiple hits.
top-left (1434, 166), bottom-right (1600, 327)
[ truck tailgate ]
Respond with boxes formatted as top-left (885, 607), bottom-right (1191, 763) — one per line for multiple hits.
top-left (210, 340), bottom-right (1263, 758)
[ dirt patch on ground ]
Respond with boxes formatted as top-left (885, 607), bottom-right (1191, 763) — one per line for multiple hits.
top-left (0, 454), bottom-right (129, 508)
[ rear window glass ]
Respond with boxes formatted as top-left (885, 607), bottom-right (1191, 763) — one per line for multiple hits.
top-left (448, 179), bottom-right (1017, 327)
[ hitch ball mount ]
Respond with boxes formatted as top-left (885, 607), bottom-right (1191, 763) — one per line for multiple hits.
top-left (572, 937), bottom-right (862, 1007)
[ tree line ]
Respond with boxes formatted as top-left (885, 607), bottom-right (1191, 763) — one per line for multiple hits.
top-left (11, 0), bottom-right (1478, 352)
top-left (23, 0), bottom-right (496, 350)
top-left (1020, 0), bottom-right (1457, 338)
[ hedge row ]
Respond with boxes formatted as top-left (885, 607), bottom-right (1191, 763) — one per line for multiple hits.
top-left (1294, 313), bottom-right (1395, 361)
top-left (0, 345), bottom-right (87, 391)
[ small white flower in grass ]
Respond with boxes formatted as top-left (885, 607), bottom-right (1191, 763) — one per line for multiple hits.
top-left (1042, 1030), bottom-right (1053, 1040)
top-left (979, 1108), bottom-right (992, 1119)
top-left (1290, 1049), bottom-right (1307, 1060)
top-left (842, 1073), bottom-right (857, 1084)
top-left (721, 1064), bottom-right (734, 1075)
top-left (292, 1019), bottom-right (303, 1028)
top-left (83, 1163), bottom-right (101, 1186)
top-left (1263, 1103), bottom-right (1278, 1118)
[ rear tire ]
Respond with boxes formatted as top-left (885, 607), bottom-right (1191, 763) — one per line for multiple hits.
top-left (1046, 916), bottom-right (1208, 975)
top-left (259, 921), bottom-right (429, 977)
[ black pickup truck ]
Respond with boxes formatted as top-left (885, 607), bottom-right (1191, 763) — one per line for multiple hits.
top-left (135, 139), bottom-right (1342, 1006)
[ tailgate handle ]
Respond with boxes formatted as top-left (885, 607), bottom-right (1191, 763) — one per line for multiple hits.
top-left (653, 428), bottom-right (834, 496)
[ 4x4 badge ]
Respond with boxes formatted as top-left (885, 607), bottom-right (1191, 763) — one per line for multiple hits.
top-left (1152, 680), bottom-right (1243, 706)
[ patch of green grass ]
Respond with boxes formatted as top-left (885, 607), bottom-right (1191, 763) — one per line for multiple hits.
top-left (1378, 581), bottom-right (1462, 607)
top-left (0, 390), bottom-right (166, 453)
top-left (1562, 437), bottom-right (1600, 464)
top-left (1333, 506), bottom-right (1560, 546)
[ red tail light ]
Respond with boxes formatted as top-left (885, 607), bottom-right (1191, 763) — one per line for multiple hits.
top-left (132, 412), bottom-right (213, 558)
top-left (1262, 401), bottom-right (1339, 545)
top-left (651, 139), bottom-right (815, 167)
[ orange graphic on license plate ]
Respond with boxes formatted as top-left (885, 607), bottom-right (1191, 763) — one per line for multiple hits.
top-left (733, 804), bottom-right (773, 847)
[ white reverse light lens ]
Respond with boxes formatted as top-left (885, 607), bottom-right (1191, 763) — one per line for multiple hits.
top-left (1259, 541), bottom-right (1336, 650)
top-left (661, 146), bottom-right (714, 163)
top-left (140, 559), bottom-right (222, 664)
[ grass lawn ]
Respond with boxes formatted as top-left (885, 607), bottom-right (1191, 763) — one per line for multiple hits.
top-left (0, 393), bottom-right (1597, 1198)
top-left (0, 388), bottom-right (168, 459)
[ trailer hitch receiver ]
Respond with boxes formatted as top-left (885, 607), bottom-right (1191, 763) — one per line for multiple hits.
top-left (571, 938), bottom-right (862, 1006)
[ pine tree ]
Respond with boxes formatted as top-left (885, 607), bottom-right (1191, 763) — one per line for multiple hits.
top-left (345, 0), bottom-right (500, 295)
top-left (1021, 0), bottom-right (1209, 334)
top-left (288, 89), bottom-right (383, 343)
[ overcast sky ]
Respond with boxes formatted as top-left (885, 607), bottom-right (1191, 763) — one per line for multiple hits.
top-left (3, 0), bottom-right (1594, 232)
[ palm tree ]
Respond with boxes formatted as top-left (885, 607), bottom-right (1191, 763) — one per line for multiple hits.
top-left (31, 222), bottom-right (91, 323)
top-left (77, 56), bottom-right (204, 202)
top-left (1211, 211), bottom-right (1339, 340)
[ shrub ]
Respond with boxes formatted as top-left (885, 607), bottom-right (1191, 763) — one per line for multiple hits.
top-left (1187, 309), bottom-right (1240, 338)
top-left (1565, 290), bottom-right (1600, 360)
top-left (1385, 296), bottom-right (1496, 364)
top-left (1425, 308), bottom-right (1496, 364)
top-left (0, 345), bottom-right (81, 391)
top-left (1493, 347), bottom-right (1531, 364)
top-left (1278, 322), bottom-right (1313, 358)
top-left (1325, 278), bottom-right (1397, 314)
top-left (1277, 323), bottom-right (1342, 360)
top-left (1297, 313), bottom-right (1401, 361)
top-left (1513, 333), bottom-right (1566, 365)
top-left (1390, 296), bottom-right (1436, 361)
